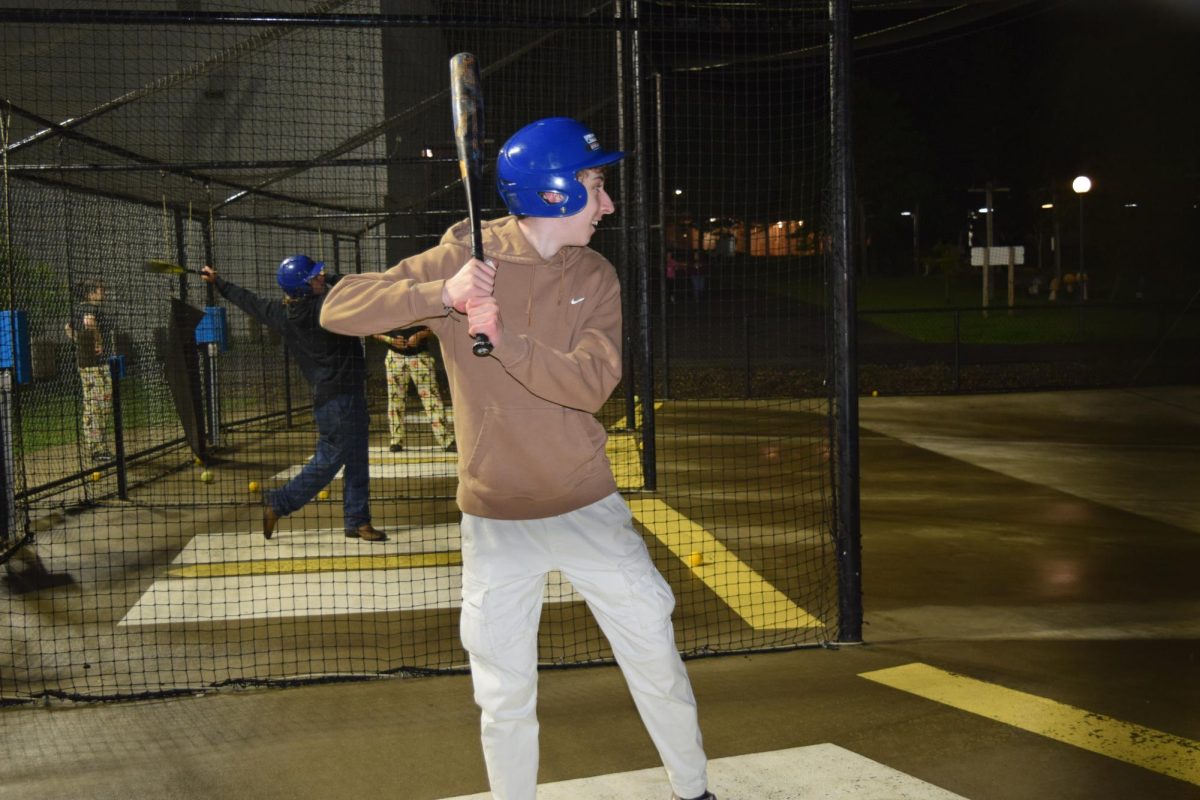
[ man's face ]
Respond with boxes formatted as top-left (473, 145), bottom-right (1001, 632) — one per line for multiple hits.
top-left (562, 169), bottom-right (615, 247)
top-left (308, 272), bottom-right (327, 296)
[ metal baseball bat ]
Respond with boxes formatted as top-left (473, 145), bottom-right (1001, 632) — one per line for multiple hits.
top-left (449, 52), bottom-right (493, 358)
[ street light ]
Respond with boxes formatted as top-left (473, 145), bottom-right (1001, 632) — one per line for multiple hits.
top-left (900, 209), bottom-right (919, 275)
top-left (1072, 175), bottom-right (1091, 300)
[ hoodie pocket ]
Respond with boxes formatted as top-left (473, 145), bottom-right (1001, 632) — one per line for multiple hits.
top-left (465, 406), bottom-right (601, 501)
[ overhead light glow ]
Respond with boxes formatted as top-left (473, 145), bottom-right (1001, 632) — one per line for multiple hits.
top-left (1072, 175), bottom-right (1092, 194)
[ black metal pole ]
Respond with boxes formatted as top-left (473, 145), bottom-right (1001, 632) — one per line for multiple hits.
top-left (655, 72), bottom-right (671, 401)
top-left (630, 0), bottom-right (656, 491)
top-left (109, 357), bottom-right (128, 500)
top-left (829, 0), bottom-right (863, 644)
top-left (615, 1), bottom-right (637, 434)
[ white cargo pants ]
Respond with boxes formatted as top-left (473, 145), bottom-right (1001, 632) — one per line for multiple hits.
top-left (459, 492), bottom-right (708, 800)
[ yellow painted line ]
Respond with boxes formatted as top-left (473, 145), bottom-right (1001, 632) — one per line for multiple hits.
top-left (606, 432), bottom-right (644, 490)
top-left (860, 662), bottom-right (1200, 786)
top-left (368, 456), bottom-right (457, 465)
top-left (169, 551), bottom-right (462, 578)
top-left (610, 397), bottom-right (663, 431)
top-left (628, 498), bottom-right (821, 630)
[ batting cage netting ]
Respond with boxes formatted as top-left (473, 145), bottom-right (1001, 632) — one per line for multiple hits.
top-left (1, 2), bottom-right (844, 702)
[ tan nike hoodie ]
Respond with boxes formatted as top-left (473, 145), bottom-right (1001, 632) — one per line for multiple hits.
top-left (320, 215), bottom-right (622, 520)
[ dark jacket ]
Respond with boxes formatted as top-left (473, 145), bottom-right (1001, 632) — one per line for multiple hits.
top-left (214, 275), bottom-right (365, 409)
top-left (70, 303), bottom-right (115, 368)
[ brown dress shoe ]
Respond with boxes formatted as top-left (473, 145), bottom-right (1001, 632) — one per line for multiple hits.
top-left (263, 506), bottom-right (280, 540)
top-left (345, 523), bottom-right (387, 542)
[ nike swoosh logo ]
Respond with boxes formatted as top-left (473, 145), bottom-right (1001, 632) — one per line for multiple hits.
top-left (571, 297), bottom-right (586, 305)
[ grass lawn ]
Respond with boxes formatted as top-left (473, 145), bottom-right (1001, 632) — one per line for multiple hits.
top-left (781, 272), bottom-right (1197, 345)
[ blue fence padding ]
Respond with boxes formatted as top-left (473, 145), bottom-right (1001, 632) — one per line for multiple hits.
top-left (0, 310), bottom-right (32, 384)
top-left (195, 306), bottom-right (229, 351)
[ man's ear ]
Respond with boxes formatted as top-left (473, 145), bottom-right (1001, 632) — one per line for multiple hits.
top-left (539, 190), bottom-right (567, 206)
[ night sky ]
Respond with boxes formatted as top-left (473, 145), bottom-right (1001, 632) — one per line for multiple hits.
top-left (852, 0), bottom-right (1200, 288)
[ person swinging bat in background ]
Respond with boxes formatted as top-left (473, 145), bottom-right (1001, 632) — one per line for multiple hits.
top-left (320, 116), bottom-right (715, 800)
top-left (200, 257), bottom-right (386, 543)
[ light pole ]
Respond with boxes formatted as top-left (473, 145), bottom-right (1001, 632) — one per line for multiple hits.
top-left (901, 208), bottom-right (919, 275)
top-left (1072, 175), bottom-right (1091, 299)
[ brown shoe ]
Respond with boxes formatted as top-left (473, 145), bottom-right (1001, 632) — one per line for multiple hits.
top-left (263, 506), bottom-right (280, 540)
top-left (345, 523), bottom-right (387, 542)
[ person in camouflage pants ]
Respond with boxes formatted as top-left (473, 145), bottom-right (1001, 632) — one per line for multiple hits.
top-left (65, 278), bottom-right (116, 462)
top-left (373, 327), bottom-right (455, 452)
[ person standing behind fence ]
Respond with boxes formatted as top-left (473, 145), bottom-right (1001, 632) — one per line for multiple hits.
top-left (319, 117), bottom-right (714, 800)
top-left (688, 250), bottom-right (707, 302)
top-left (371, 326), bottom-right (456, 453)
top-left (665, 249), bottom-right (684, 304)
top-left (200, 257), bottom-right (385, 543)
top-left (64, 277), bottom-right (116, 463)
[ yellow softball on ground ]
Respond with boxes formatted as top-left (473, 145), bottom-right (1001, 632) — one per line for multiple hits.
top-left (90, 471), bottom-right (102, 482)
top-left (318, 489), bottom-right (330, 500)
top-left (688, 551), bottom-right (704, 568)
top-left (871, 389), bottom-right (879, 397)
top-left (248, 480), bottom-right (260, 493)
top-left (200, 470), bottom-right (213, 483)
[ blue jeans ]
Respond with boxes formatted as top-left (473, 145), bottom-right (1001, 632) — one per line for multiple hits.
top-left (267, 391), bottom-right (370, 530)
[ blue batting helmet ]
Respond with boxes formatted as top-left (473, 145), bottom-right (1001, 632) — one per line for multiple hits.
top-left (496, 117), bottom-right (624, 217)
top-left (276, 254), bottom-right (325, 298)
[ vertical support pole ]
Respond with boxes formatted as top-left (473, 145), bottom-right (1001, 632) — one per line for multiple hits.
top-left (0, 370), bottom-right (15, 543)
top-left (615, 0), bottom-right (637, 434)
top-left (201, 218), bottom-right (220, 448)
top-left (109, 357), bottom-right (127, 500)
top-left (629, 0), bottom-right (656, 490)
top-left (655, 72), bottom-right (672, 401)
top-left (830, 0), bottom-right (863, 643)
top-left (205, 341), bottom-right (220, 448)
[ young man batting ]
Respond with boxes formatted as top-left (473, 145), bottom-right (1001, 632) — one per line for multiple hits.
top-left (320, 117), bottom-right (713, 800)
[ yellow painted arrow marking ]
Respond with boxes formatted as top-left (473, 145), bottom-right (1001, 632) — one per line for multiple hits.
top-left (860, 662), bottom-right (1200, 786)
top-left (606, 432), bottom-right (644, 490)
top-left (169, 551), bottom-right (462, 578)
top-left (629, 498), bottom-right (822, 630)
top-left (610, 397), bottom-right (663, 431)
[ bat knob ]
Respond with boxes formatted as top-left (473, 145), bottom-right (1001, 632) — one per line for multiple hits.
top-left (472, 334), bottom-right (494, 358)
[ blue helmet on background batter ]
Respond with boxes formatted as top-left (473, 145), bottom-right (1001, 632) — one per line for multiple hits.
top-left (276, 254), bottom-right (325, 298)
top-left (496, 117), bottom-right (624, 218)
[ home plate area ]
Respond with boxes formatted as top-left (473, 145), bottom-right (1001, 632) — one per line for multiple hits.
top-left (436, 744), bottom-right (968, 800)
top-left (118, 523), bottom-right (583, 626)
top-left (271, 444), bottom-right (459, 481)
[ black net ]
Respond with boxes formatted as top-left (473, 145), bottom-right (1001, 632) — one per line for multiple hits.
top-left (1, 2), bottom-right (837, 701)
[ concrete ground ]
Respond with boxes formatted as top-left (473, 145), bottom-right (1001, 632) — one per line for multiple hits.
top-left (3, 387), bottom-right (1198, 800)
